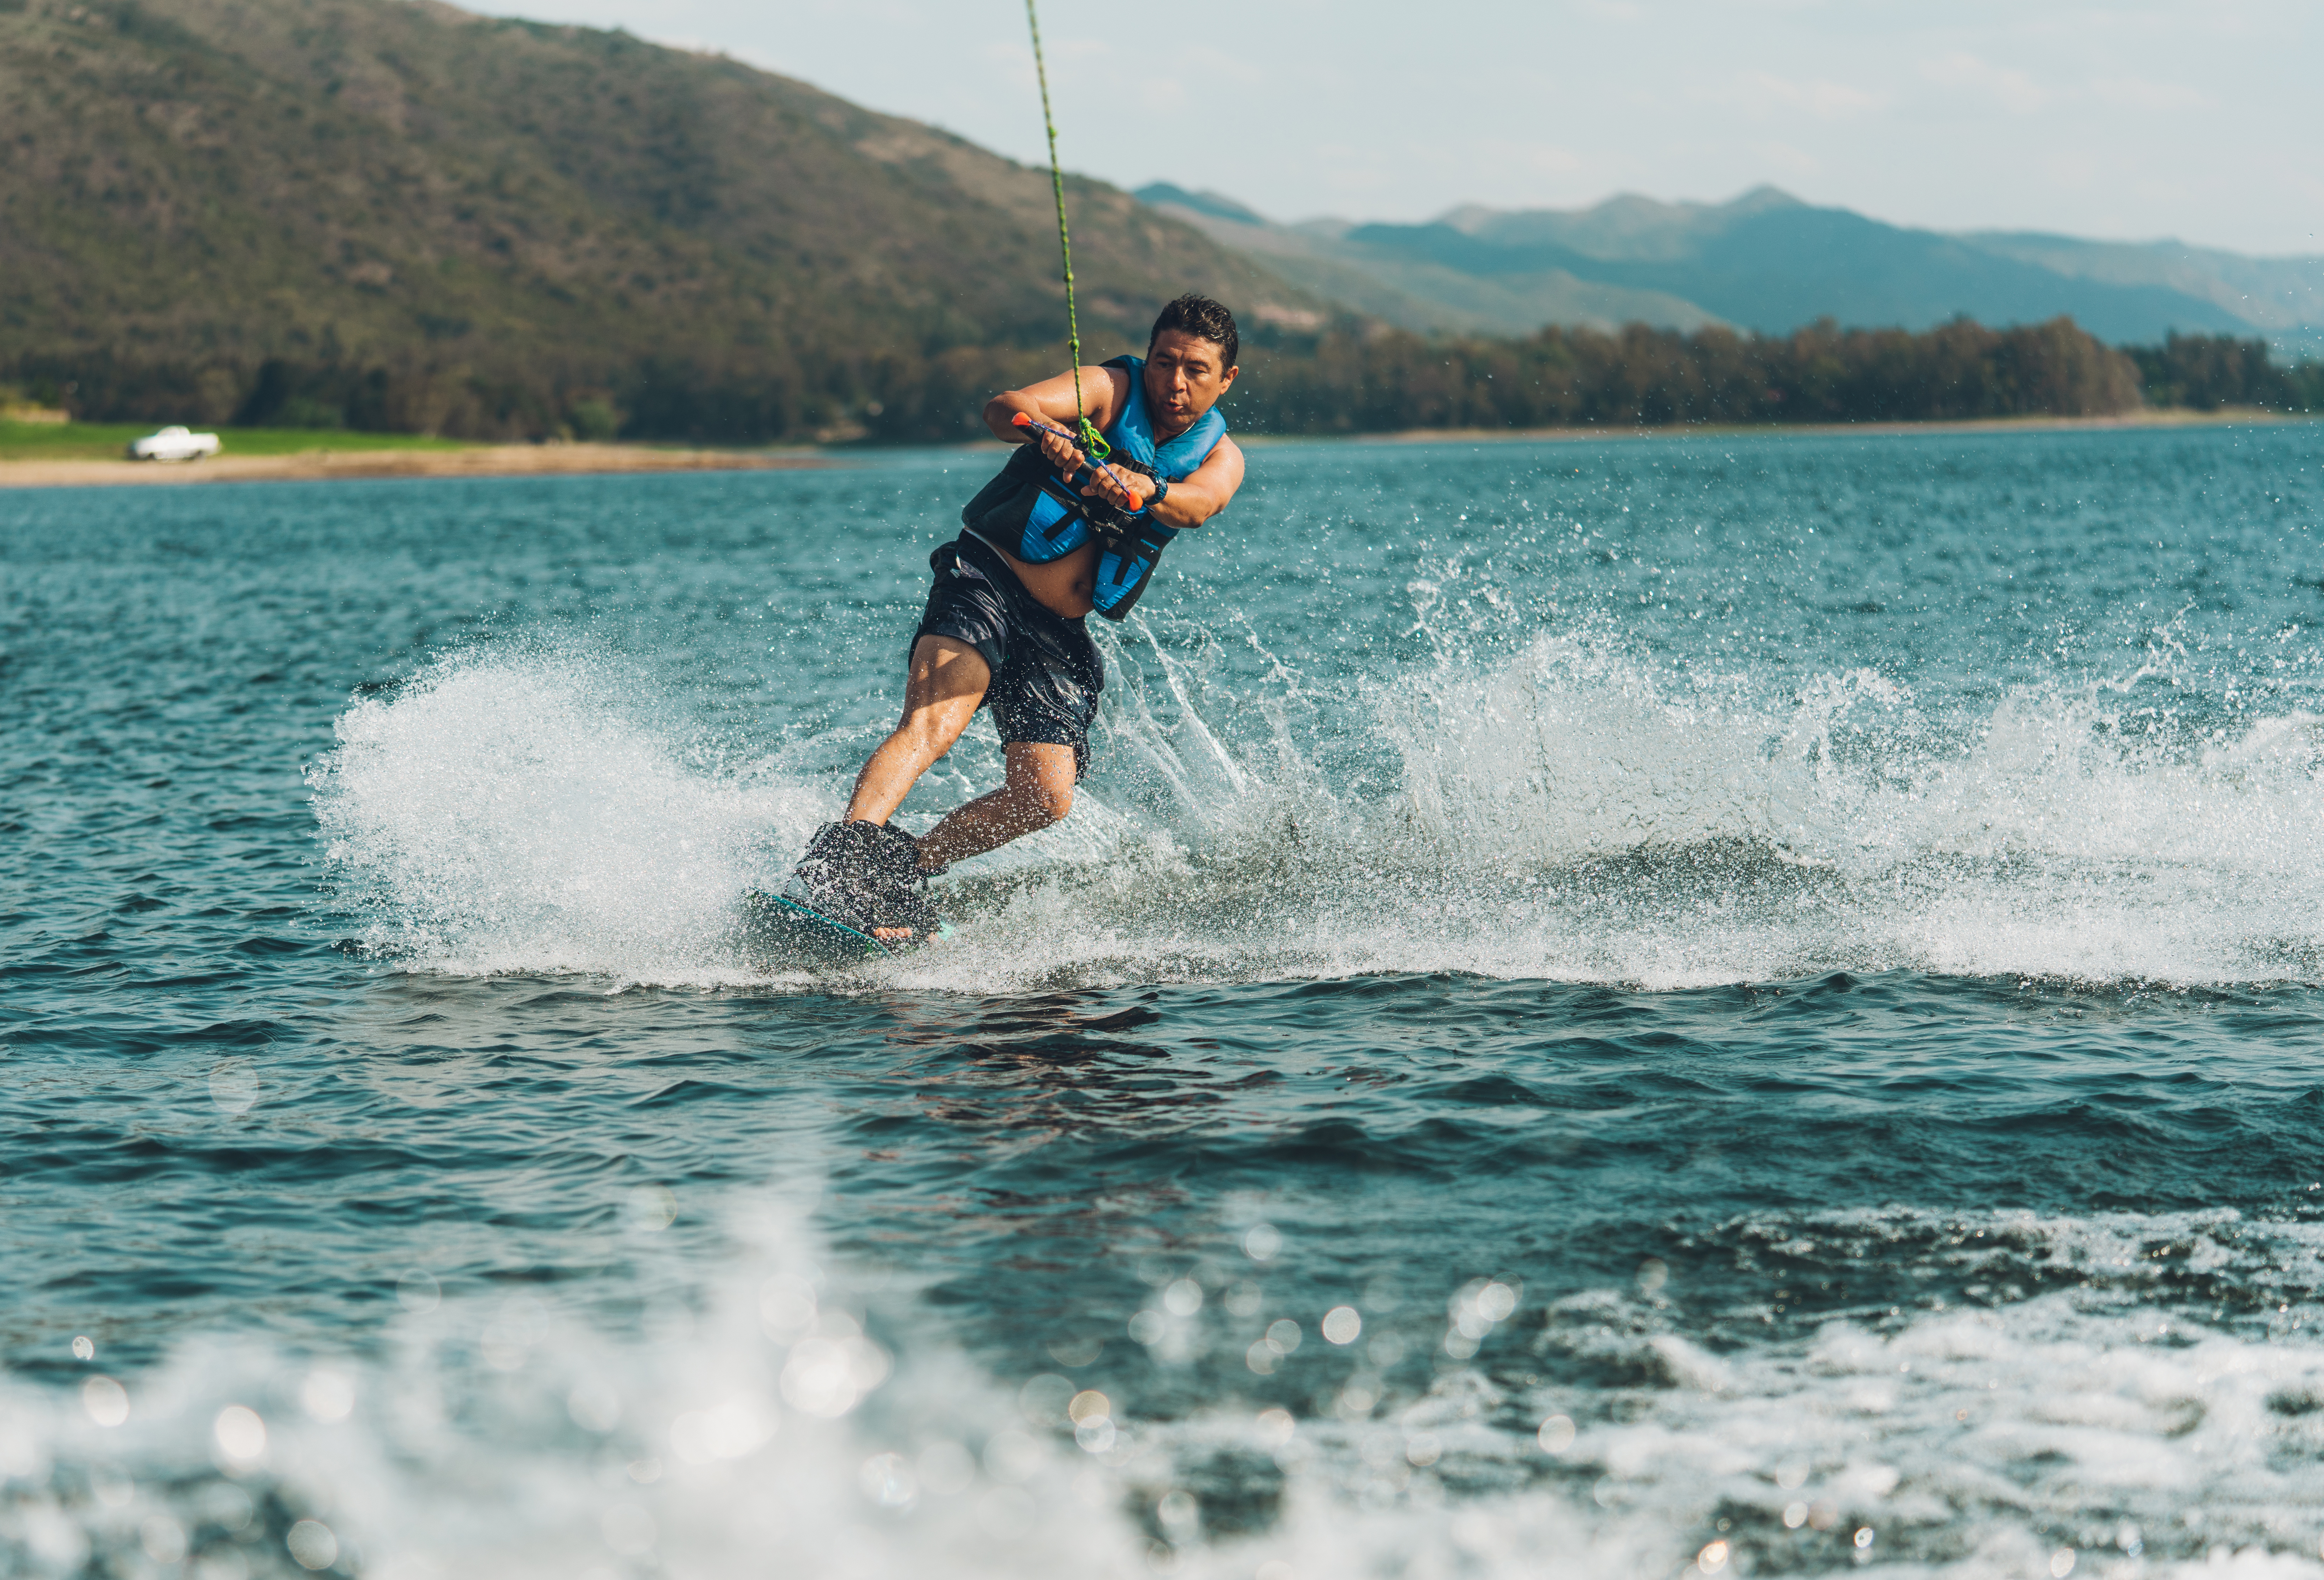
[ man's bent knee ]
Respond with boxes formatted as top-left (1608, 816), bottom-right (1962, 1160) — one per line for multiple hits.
top-left (997, 785), bottom-right (1069, 830)
top-left (893, 707), bottom-right (967, 759)
top-left (1016, 779), bottom-right (1072, 826)
top-left (1002, 743), bottom-right (1077, 827)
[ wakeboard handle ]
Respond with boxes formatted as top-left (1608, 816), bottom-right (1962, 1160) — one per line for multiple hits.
top-left (1011, 411), bottom-right (1144, 508)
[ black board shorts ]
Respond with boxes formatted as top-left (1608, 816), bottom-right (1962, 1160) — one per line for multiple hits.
top-left (913, 534), bottom-right (1103, 779)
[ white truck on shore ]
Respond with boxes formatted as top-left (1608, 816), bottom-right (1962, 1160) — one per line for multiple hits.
top-left (127, 426), bottom-right (222, 461)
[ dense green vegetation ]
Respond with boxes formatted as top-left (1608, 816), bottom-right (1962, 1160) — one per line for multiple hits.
top-left (17, 322), bottom-right (2314, 450)
top-left (1228, 317), bottom-right (2145, 431)
top-left (878, 322), bottom-right (2315, 438)
top-left (2129, 333), bottom-right (2324, 412)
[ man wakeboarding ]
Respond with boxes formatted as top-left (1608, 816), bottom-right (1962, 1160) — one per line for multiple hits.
top-left (788, 294), bottom-right (1249, 944)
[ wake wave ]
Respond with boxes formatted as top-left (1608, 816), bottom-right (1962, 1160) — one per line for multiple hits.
top-left (307, 621), bottom-right (2324, 990)
top-left (309, 647), bottom-right (820, 983)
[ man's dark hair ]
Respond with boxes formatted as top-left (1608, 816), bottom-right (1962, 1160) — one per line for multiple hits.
top-left (1149, 294), bottom-right (1239, 370)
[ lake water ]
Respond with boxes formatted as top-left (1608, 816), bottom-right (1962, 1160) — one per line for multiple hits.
top-left (6, 423), bottom-right (2324, 1580)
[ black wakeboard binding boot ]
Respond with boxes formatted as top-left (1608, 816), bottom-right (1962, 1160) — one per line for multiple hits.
top-left (792, 819), bottom-right (940, 943)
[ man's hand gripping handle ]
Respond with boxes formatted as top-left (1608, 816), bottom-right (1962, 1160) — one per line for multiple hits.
top-left (1010, 411), bottom-right (1150, 513)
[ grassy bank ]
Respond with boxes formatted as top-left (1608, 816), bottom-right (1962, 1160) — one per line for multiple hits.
top-left (0, 421), bottom-right (469, 464)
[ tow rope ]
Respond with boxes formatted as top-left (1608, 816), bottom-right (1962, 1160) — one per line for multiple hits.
top-left (1022, 0), bottom-right (1111, 464)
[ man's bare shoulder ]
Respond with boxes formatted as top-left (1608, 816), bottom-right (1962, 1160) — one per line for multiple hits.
top-left (1092, 362), bottom-right (1133, 419)
top-left (1014, 363), bottom-right (1133, 427)
top-left (1061, 362), bottom-right (1132, 418)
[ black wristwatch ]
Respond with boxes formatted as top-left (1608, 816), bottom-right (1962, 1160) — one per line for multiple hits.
top-left (1145, 476), bottom-right (1169, 513)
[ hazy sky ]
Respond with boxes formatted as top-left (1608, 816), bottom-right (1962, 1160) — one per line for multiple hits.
top-left (475, 0), bottom-right (2322, 257)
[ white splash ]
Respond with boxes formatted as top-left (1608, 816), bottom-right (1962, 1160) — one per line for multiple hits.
top-left (309, 627), bottom-right (2324, 992)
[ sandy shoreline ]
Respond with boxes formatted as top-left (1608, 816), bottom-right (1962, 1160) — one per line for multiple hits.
top-left (0, 442), bottom-right (828, 490)
top-left (6, 408), bottom-right (2310, 491)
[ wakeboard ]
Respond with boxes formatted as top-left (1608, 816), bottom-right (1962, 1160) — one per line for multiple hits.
top-left (738, 889), bottom-right (891, 967)
top-left (737, 889), bottom-right (952, 968)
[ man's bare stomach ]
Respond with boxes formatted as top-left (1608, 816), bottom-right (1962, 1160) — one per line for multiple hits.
top-left (976, 535), bottom-right (1096, 619)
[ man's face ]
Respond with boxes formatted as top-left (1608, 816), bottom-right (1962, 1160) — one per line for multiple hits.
top-left (1144, 329), bottom-right (1239, 432)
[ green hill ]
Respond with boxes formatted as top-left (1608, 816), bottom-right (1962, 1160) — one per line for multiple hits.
top-left (0, 0), bottom-right (1315, 440)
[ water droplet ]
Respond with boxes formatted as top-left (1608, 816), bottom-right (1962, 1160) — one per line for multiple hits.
top-left (396, 1269), bottom-right (440, 1314)
top-left (286, 1520), bottom-right (339, 1571)
top-left (214, 1405), bottom-right (266, 1462)
top-left (82, 1375), bottom-right (129, 1427)
top-left (140, 1516), bottom-right (188, 1565)
top-left (626, 1185), bottom-right (678, 1232)
top-left (1045, 1334), bottom-right (1104, 1368)
top-left (301, 1369), bottom-right (354, 1422)
top-left (209, 1061), bottom-right (259, 1116)
top-left (859, 1450), bottom-right (916, 1507)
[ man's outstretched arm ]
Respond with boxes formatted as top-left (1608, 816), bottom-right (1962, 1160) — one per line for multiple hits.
top-left (984, 366), bottom-right (1131, 473)
top-left (1068, 434), bottom-right (1242, 531)
top-left (1131, 435), bottom-right (1243, 531)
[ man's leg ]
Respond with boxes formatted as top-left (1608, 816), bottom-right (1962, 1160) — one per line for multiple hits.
top-left (846, 636), bottom-right (991, 826)
top-left (915, 742), bottom-right (1077, 872)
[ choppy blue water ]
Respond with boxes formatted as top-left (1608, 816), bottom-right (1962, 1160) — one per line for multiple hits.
top-left (7, 424), bottom-right (2324, 1580)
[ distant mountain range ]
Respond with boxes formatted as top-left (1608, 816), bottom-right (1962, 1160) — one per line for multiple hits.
top-left (1138, 184), bottom-right (2324, 358)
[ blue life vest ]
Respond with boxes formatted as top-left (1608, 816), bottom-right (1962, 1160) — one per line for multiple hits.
top-left (958, 355), bottom-right (1228, 620)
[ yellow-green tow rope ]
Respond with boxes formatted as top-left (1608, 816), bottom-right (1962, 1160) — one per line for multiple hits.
top-left (1023, 0), bottom-right (1110, 462)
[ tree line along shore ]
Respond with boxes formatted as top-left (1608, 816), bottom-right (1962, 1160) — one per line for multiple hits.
top-left (4, 320), bottom-right (2317, 455)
